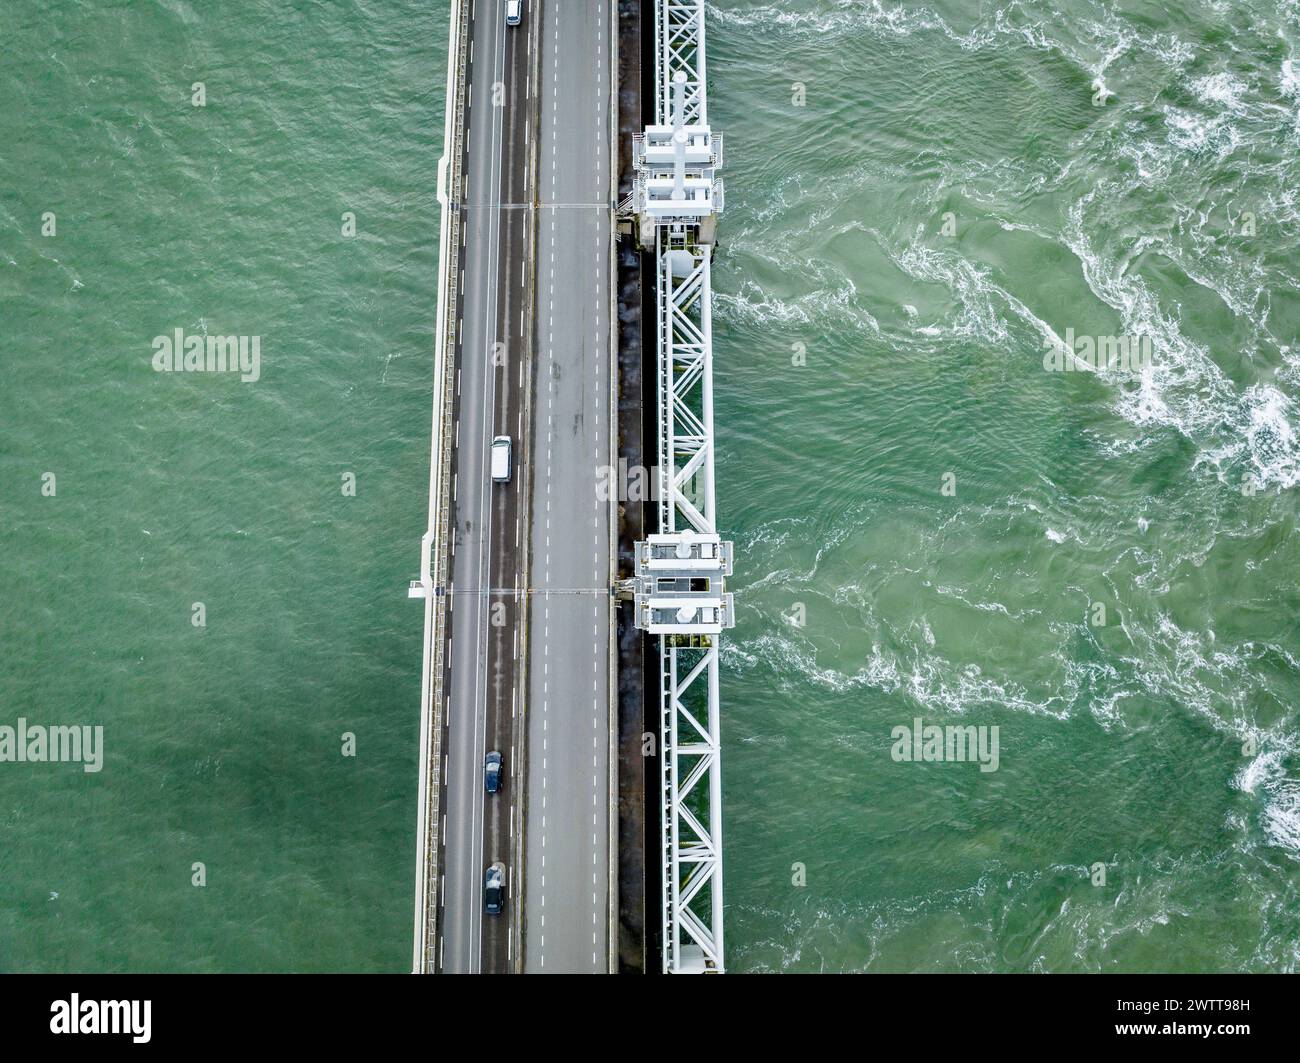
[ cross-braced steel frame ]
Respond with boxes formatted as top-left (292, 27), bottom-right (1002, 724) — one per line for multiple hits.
top-left (651, 0), bottom-right (725, 974)
top-left (655, 0), bottom-right (708, 127)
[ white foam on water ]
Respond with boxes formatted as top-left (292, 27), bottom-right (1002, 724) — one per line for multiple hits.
top-left (743, 515), bottom-right (806, 554)
top-left (891, 244), bottom-right (1010, 345)
top-left (889, 238), bottom-right (1066, 352)
top-left (713, 276), bottom-right (880, 336)
top-left (1163, 106), bottom-right (1242, 158)
top-left (1281, 58), bottom-right (1300, 99)
top-left (1191, 71), bottom-right (1249, 110)
top-left (716, 0), bottom-right (1300, 956)
top-left (727, 622), bottom-right (1072, 720)
top-left (708, 0), bottom-right (946, 40)
top-left (1263, 784), bottom-right (1300, 857)
top-left (711, 0), bottom-right (1194, 81)
top-left (932, 584), bottom-right (1032, 620)
top-left (1235, 748), bottom-right (1300, 860)
top-left (1281, 58), bottom-right (1300, 135)
top-left (1059, 187), bottom-right (1300, 492)
top-left (1242, 386), bottom-right (1300, 490)
top-left (1237, 748), bottom-right (1283, 795)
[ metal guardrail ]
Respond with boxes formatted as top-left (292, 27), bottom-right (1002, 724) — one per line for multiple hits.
top-left (414, 0), bottom-right (472, 975)
top-left (632, 131), bottom-right (723, 170)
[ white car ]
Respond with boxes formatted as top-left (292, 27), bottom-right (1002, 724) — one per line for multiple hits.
top-left (505, 1), bottom-right (522, 27)
top-left (490, 435), bottom-right (512, 483)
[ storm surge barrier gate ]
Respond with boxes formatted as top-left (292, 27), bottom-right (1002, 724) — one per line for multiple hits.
top-left (621, 0), bottom-right (733, 975)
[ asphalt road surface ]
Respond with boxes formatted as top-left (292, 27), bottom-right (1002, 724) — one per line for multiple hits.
top-left (438, 0), bottom-right (533, 975)
top-left (523, 0), bottom-right (615, 974)
top-left (434, 0), bottom-right (614, 975)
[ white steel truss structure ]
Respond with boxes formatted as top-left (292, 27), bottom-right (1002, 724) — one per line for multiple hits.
top-left (653, 236), bottom-right (729, 975)
top-left (655, 0), bottom-right (708, 127)
top-left (635, 0), bottom-right (730, 975)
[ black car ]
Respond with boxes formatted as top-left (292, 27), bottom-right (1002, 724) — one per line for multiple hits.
top-left (484, 862), bottom-right (505, 915)
top-left (484, 750), bottom-right (503, 794)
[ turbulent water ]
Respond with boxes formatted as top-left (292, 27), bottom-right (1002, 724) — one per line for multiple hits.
top-left (1, 0), bottom-right (1297, 973)
top-left (711, 0), bottom-right (1300, 971)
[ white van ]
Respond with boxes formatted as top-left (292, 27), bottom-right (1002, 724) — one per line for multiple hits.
top-left (505, 1), bottom-right (522, 27)
top-left (491, 435), bottom-right (512, 483)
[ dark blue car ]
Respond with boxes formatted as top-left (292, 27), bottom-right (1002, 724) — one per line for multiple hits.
top-left (484, 750), bottom-right (503, 793)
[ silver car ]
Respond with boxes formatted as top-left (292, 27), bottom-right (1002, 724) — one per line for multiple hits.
top-left (484, 862), bottom-right (506, 915)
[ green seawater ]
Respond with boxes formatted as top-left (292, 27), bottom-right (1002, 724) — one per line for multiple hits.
top-left (712, 0), bottom-right (1300, 971)
top-left (2, 0), bottom-right (1299, 975)
top-left (0, 1), bottom-right (447, 971)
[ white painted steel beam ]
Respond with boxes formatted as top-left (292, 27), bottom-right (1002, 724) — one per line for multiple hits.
top-left (638, 0), bottom-right (729, 975)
